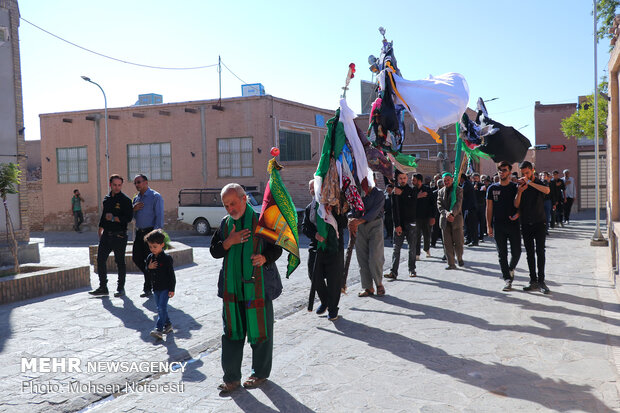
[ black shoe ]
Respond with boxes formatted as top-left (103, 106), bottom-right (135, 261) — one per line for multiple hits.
top-left (163, 323), bottom-right (173, 334)
top-left (89, 287), bottom-right (109, 296)
top-left (383, 272), bottom-right (397, 280)
top-left (457, 260), bottom-right (465, 267)
top-left (315, 304), bottom-right (327, 315)
top-left (539, 282), bottom-right (551, 294)
top-left (502, 279), bottom-right (512, 291)
top-left (445, 265), bottom-right (457, 270)
top-left (523, 282), bottom-right (539, 291)
top-left (114, 289), bottom-right (125, 297)
top-left (442, 255), bottom-right (447, 261)
top-left (328, 313), bottom-right (339, 321)
top-left (140, 291), bottom-right (153, 298)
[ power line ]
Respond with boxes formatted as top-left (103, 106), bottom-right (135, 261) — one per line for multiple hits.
top-left (220, 60), bottom-right (248, 84)
top-left (20, 17), bottom-right (219, 70)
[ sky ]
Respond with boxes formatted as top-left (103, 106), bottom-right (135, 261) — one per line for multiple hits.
top-left (16, 0), bottom-right (611, 145)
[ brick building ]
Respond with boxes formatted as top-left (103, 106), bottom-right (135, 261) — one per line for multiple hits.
top-left (534, 100), bottom-right (606, 210)
top-left (606, 17), bottom-right (620, 289)
top-left (39, 91), bottom-right (473, 231)
top-left (0, 0), bottom-right (28, 243)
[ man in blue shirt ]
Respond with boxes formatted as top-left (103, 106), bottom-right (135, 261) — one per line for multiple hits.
top-left (131, 174), bottom-right (165, 297)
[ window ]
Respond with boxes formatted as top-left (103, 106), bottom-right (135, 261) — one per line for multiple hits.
top-left (127, 143), bottom-right (172, 181)
top-left (57, 146), bottom-right (88, 183)
top-left (279, 130), bottom-right (311, 161)
top-left (218, 137), bottom-right (253, 177)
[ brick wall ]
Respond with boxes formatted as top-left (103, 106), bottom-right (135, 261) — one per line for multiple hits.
top-left (0, 264), bottom-right (90, 305)
top-left (0, 0), bottom-right (28, 242)
top-left (26, 180), bottom-right (43, 231)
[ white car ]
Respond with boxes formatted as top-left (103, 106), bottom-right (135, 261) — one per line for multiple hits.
top-left (177, 188), bottom-right (262, 235)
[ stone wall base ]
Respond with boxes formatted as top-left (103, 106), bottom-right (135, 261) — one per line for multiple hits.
top-left (0, 263), bottom-right (90, 305)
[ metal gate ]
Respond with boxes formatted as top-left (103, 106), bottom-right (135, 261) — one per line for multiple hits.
top-left (578, 150), bottom-right (607, 209)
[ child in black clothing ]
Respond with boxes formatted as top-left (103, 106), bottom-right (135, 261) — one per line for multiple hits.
top-left (144, 229), bottom-right (176, 340)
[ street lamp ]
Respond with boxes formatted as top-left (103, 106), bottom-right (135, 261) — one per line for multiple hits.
top-left (81, 76), bottom-right (109, 182)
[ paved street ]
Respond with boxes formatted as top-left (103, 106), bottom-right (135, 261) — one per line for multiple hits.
top-left (0, 214), bottom-right (618, 412)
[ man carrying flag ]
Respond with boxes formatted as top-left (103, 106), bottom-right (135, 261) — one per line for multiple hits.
top-left (210, 183), bottom-right (283, 394)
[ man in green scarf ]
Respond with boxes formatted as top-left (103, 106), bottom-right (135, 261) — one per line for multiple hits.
top-left (437, 172), bottom-right (464, 270)
top-left (210, 183), bottom-right (282, 393)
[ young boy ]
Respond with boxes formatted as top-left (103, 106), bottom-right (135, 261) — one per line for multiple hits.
top-left (144, 229), bottom-right (176, 340)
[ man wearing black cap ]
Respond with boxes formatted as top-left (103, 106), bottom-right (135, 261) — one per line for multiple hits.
top-left (514, 161), bottom-right (551, 294)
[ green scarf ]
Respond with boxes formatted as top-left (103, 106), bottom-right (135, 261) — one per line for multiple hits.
top-left (223, 204), bottom-right (268, 344)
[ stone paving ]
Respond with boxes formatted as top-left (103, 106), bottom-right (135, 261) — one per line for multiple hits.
top-left (0, 215), bottom-right (618, 412)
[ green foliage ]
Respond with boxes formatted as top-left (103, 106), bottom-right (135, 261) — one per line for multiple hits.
top-left (560, 81), bottom-right (608, 140)
top-left (596, 0), bottom-right (620, 42)
top-left (0, 163), bottom-right (22, 199)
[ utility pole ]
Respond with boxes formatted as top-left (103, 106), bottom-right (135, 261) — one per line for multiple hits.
top-left (591, 0), bottom-right (608, 246)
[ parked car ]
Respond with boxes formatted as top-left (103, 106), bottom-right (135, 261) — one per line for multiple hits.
top-left (177, 187), bottom-right (305, 235)
top-left (177, 188), bottom-right (262, 235)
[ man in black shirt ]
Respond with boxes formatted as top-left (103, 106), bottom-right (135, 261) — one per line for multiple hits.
top-left (550, 170), bottom-right (565, 228)
top-left (302, 180), bottom-right (347, 319)
top-left (461, 174), bottom-right (478, 246)
top-left (472, 173), bottom-right (487, 242)
top-left (89, 174), bottom-right (134, 297)
top-left (515, 161), bottom-right (551, 294)
top-left (385, 171), bottom-right (418, 279)
top-left (412, 173), bottom-right (434, 259)
top-left (486, 161), bottom-right (521, 291)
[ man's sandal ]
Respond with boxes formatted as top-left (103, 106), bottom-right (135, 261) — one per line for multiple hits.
top-left (217, 381), bottom-right (240, 393)
top-left (376, 285), bottom-right (386, 296)
top-left (357, 289), bottom-right (374, 297)
top-left (243, 376), bottom-right (267, 389)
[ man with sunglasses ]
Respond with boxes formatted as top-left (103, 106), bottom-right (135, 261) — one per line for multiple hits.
top-left (132, 174), bottom-right (164, 298)
top-left (515, 161), bottom-right (551, 294)
top-left (486, 161), bottom-right (521, 291)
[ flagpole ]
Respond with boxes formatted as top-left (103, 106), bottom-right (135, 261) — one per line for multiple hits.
top-left (591, 0), bottom-right (608, 246)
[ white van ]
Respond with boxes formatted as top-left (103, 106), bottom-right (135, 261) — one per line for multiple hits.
top-left (177, 188), bottom-right (263, 235)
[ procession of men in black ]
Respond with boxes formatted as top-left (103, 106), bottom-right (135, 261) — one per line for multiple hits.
top-left (302, 161), bottom-right (575, 305)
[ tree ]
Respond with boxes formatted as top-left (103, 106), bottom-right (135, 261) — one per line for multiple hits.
top-left (560, 80), bottom-right (608, 141)
top-left (0, 163), bottom-right (22, 274)
top-left (596, 0), bottom-right (620, 42)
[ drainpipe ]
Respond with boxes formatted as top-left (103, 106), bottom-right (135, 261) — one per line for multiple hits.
top-left (200, 106), bottom-right (207, 186)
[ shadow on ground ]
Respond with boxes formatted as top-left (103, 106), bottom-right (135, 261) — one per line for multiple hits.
top-left (320, 318), bottom-right (615, 412)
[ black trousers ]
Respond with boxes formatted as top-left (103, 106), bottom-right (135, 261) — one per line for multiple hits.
top-left (522, 222), bottom-right (546, 283)
top-left (133, 227), bottom-right (153, 293)
top-left (554, 202), bottom-right (564, 224)
top-left (221, 300), bottom-right (273, 383)
top-left (564, 198), bottom-right (574, 222)
top-left (415, 218), bottom-right (431, 255)
top-left (431, 219), bottom-right (442, 246)
top-left (308, 248), bottom-right (344, 316)
top-left (97, 232), bottom-right (128, 290)
top-left (464, 209), bottom-right (479, 244)
top-left (384, 212), bottom-right (394, 240)
top-left (493, 224), bottom-right (521, 280)
top-left (475, 205), bottom-right (486, 239)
